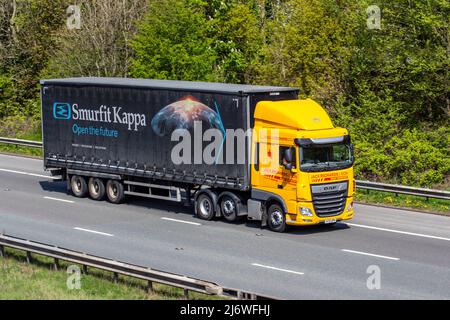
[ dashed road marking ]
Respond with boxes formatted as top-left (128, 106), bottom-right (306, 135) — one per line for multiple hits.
top-left (73, 227), bottom-right (114, 237)
top-left (161, 217), bottom-right (201, 226)
top-left (44, 196), bottom-right (74, 204)
top-left (342, 249), bottom-right (400, 261)
top-left (251, 263), bottom-right (304, 275)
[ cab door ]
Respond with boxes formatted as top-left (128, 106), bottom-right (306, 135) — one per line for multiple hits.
top-left (251, 141), bottom-right (298, 213)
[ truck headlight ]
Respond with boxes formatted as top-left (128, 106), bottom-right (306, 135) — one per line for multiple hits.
top-left (300, 207), bottom-right (313, 217)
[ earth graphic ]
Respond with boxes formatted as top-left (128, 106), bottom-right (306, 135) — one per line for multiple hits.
top-left (151, 97), bottom-right (223, 137)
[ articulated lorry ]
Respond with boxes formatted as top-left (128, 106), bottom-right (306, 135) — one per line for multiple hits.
top-left (40, 78), bottom-right (355, 232)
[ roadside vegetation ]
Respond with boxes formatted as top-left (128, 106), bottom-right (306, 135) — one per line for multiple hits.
top-left (355, 190), bottom-right (450, 215)
top-left (0, 1), bottom-right (448, 187)
top-left (0, 247), bottom-right (221, 300)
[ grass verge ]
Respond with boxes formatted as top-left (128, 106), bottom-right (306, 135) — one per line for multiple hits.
top-left (0, 131), bottom-right (42, 157)
top-left (0, 247), bottom-right (222, 300)
top-left (355, 189), bottom-right (449, 215)
top-left (0, 144), bottom-right (42, 157)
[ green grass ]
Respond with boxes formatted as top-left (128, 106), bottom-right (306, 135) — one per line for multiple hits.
top-left (0, 144), bottom-right (42, 157)
top-left (0, 248), bottom-right (223, 300)
top-left (355, 189), bottom-right (449, 215)
top-left (0, 131), bottom-right (42, 157)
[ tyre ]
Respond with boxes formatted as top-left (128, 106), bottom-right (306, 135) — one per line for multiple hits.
top-left (267, 203), bottom-right (286, 233)
top-left (220, 194), bottom-right (239, 222)
top-left (88, 178), bottom-right (106, 201)
top-left (196, 193), bottom-right (215, 220)
top-left (70, 175), bottom-right (88, 198)
top-left (106, 180), bottom-right (125, 204)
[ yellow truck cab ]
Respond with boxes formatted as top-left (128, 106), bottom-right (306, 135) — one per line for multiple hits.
top-left (249, 98), bottom-right (355, 232)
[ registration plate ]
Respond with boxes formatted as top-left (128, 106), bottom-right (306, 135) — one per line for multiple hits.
top-left (324, 219), bottom-right (337, 224)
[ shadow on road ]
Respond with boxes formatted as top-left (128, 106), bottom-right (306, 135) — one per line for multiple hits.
top-left (39, 180), bottom-right (66, 194)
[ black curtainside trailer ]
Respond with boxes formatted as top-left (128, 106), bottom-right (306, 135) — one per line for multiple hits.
top-left (40, 78), bottom-right (298, 193)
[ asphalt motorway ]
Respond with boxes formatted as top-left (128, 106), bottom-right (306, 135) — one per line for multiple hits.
top-left (0, 153), bottom-right (449, 299)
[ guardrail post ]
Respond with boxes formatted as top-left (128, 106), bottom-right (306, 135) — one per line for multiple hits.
top-left (82, 265), bottom-right (88, 274)
top-left (26, 251), bottom-right (32, 264)
top-left (113, 272), bottom-right (119, 283)
top-left (53, 258), bottom-right (59, 270)
top-left (183, 288), bottom-right (189, 299)
top-left (0, 245), bottom-right (4, 258)
top-left (146, 281), bottom-right (153, 294)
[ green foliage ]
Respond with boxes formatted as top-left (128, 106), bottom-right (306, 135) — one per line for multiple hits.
top-left (130, 0), bottom-right (261, 83)
top-left (130, 0), bottom-right (217, 81)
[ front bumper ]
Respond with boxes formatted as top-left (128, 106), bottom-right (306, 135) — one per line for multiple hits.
top-left (285, 197), bottom-right (354, 226)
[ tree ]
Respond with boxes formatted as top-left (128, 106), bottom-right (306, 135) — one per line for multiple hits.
top-left (43, 0), bottom-right (148, 78)
top-left (0, 0), bottom-right (68, 116)
top-left (130, 0), bottom-right (217, 81)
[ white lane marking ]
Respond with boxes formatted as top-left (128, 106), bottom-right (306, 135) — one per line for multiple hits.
top-left (0, 168), bottom-right (54, 179)
top-left (251, 263), bottom-right (304, 275)
top-left (73, 227), bottom-right (114, 237)
top-left (344, 222), bottom-right (450, 242)
top-left (342, 249), bottom-right (400, 261)
top-left (43, 196), bottom-right (74, 204)
top-left (161, 217), bottom-right (201, 226)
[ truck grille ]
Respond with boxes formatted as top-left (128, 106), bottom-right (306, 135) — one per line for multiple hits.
top-left (311, 181), bottom-right (348, 217)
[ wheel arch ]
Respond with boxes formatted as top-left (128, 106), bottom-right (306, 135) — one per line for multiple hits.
top-left (251, 189), bottom-right (288, 214)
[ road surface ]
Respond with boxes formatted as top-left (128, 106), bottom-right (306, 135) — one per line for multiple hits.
top-left (0, 153), bottom-right (449, 299)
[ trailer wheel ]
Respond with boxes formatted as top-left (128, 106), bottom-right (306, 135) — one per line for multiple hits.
top-left (220, 194), bottom-right (239, 222)
top-left (267, 203), bottom-right (286, 233)
top-left (196, 193), bottom-right (215, 221)
top-left (88, 178), bottom-right (105, 201)
top-left (70, 175), bottom-right (88, 198)
top-left (106, 180), bottom-right (125, 204)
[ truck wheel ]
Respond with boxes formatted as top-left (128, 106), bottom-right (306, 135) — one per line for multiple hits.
top-left (106, 180), bottom-right (125, 204)
top-left (88, 178), bottom-right (105, 201)
top-left (196, 193), bottom-right (215, 221)
top-left (70, 175), bottom-right (88, 198)
top-left (220, 195), bottom-right (239, 222)
top-left (267, 204), bottom-right (286, 233)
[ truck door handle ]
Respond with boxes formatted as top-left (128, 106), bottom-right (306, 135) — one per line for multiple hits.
top-left (277, 184), bottom-right (283, 189)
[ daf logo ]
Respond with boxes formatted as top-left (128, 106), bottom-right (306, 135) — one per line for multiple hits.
top-left (323, 186), bottom-right (337, 191)
top-left (312, 117), bottom-right (321, 123)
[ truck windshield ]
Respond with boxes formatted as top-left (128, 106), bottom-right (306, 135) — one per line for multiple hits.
top-left (300, 142), bottom-right (353, 172)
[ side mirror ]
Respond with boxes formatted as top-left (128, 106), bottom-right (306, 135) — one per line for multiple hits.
top-left (283, 162), bottom-right (292, 170)
top-left (283, 148), bottom-right (293, 163)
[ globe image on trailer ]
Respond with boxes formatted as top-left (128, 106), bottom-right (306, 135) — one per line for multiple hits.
top-left (151, 96), bottom-right (223, 137)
